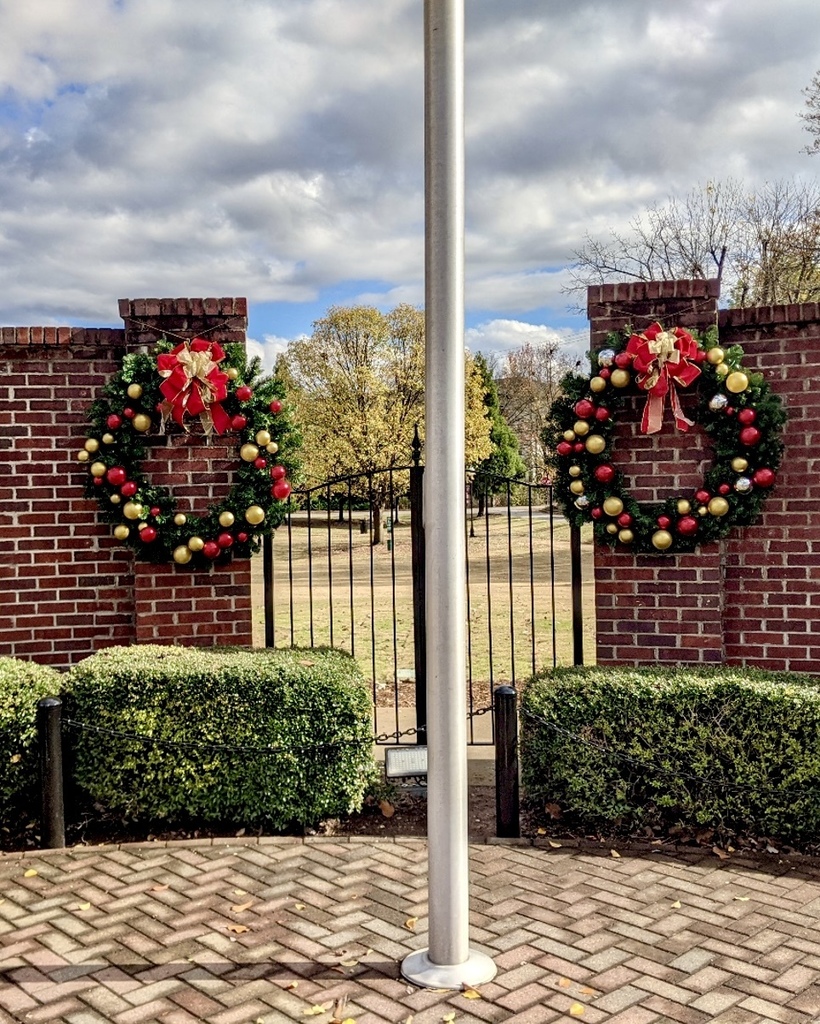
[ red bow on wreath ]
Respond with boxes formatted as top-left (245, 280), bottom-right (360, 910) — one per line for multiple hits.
top-left (157, 338), bottom-right (232, 435)
top-left (625, 323), bottom-right (701, 434)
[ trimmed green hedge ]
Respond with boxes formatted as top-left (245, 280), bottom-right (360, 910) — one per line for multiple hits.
top-left (0, 657), bottom-right (62, 820)
top-left (521, 666), bottom-right (820, 842)
top-left (64, 645), bottom-right (377, 829)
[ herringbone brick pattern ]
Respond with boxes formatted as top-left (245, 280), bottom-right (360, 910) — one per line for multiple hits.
top-left (1, 838), bottom-right (819, 1023)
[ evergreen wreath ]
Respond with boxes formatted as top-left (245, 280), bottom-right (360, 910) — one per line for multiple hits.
top-left (76, 336), bottom-right (299, 566)
top-left (547, 323), bottom-right (786, 554)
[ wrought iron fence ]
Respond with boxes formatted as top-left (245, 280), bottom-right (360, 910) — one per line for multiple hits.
top-left (260, 450), bottom-right (589, 745)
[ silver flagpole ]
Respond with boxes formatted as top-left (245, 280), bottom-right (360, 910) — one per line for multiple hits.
top-left (401, 0), bottom-right (496, 990)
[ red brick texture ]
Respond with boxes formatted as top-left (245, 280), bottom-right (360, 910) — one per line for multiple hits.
top-left (0, 298), bottom-right (253, 668)
top-left (589, 280), bottom-right (820, 671)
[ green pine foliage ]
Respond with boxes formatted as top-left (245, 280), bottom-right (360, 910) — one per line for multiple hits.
top-left (64, 646), bottom-right (377, 829)
top-left (522, 666), bottom-right (820, 842)
top-left (472, 353), bottom-right (527, 486)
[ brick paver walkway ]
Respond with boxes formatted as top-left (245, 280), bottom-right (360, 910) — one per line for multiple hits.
top-left (1, 838), bottom-right (819, 1023)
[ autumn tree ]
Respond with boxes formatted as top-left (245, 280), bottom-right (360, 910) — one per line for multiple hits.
top-left (282, 304), bottom-right (491, 542)
top-left (801, 70), bottom-right (820, 155)
top-left (568, 178), bottom-right (820, 307)
top-left (471, 353), bottom-right (526, 515)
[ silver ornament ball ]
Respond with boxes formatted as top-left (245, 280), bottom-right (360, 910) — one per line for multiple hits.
top-left (708, 394), bottom-right (729, 412)
top-left (734, 476), bottom-right (753, 494)
top-left (574, 495), bottom-right (591, 509)
top-left (597, 348), bottom-right (616, 368)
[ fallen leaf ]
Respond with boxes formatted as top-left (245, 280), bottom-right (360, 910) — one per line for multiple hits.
top-left (569, 1003), bottom-right (585, 1016)
top-left (733, 896), bottom-right (750, 902)
top-left (227, 924), bottom-right (249, 934)
top-left (610, 849), bottom-right (621, 859)
top-left (670, 900), bottom-right (681, 909)
top-left (558, 977), bottom-right (572, 988)
top-left (23, 869), bottom-right (37, 878)
top-left (404, 1017), bottom-right (414, 1024)
top-left (462, 987), bottom-right (481, 999)
top-left (303, 1003), bottom-right (333, 1016)
top-left (9, 754), bottom-right (21, 764)
top-left (235, 828), bottom-right (246, 837)
top-left (339, 959), bottom-right (359, 968)
top-left (536, 827), bottom-right (547, 836)
top-left (151, 884), bottom-right (169, 892)
top-left (712, 846), bottom-right (729, 860)
top-left (299, 660), bottom-right (316, 667)
top-left (231, 900), bottom-right (254, 913)
top-left (379, 800), bottom-right (395, 819)
top-left (283, 981), bottom-right (298, 991)
top-left (233, 888), bottom-right (247, 895)
top-left (77, 902), bottom-right (91, 911)
top-left (293, 902), bottom-right (306, 910)
top-left (442, 1014), bottom-right (455, 1022)
top-left (404, 917), bottom-right (418, 931)
top-left (580, 987), bottom-right (597, 996)
top-left (332, 1019), bottom-right (356, 1024)
top-left (545, 802), bottom-right (563, 819)
top-left (548, 840), bottom-right (562, 849)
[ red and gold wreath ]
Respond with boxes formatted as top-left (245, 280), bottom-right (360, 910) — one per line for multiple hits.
top-left (76, 338), bottom-right (298, 567)
top-left (548, 324), bottom-right (786, 554)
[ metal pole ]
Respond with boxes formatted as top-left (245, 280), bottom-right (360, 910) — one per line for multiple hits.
top-left (37, 697), bottom-right (65, 849)
top-left (402, 0), bottom-right (496, 990)
top-left (410, 426), bottom-right (427, 745)
top-left (494, 686), bottom-right (520, 838)
top-left (570, 523), bottom-right (584, 666)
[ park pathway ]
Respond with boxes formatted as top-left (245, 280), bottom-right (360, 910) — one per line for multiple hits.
top-left (1, 837), bottom-right (820, 1023)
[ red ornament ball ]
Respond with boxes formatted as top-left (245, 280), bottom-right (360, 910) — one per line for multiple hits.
top-left (574, 399), bottom-right (595, 419)
top-left (140, 526), bottom-right (157, 543)
top-left (614, 351), bottom-right (632, 369)
top-left (556, 442), bottom-right (572, 456)
top-left (573, 443), bottom-right (585, 453)
top-left (739, 426), bottom-right (761, 447)
top-left (93, 477), bottom-right (104, 487)
top-left (235, 385), bottom-right (253, 402)
top-left (593, 464), bottom-right (615, 484)
top-left (231, 414), bottom-right (248, 431)
top-left (203, 541), bottom-right (220, 559)
top-left (725, 406), bottom-right (735, 416)
top-left (595, 407), bottom-right (611, 422)
top-left (121, 480), bottom-right (138, 497)
top-left (106, 414), bottom-right (122, 430)
top-left (270, 464), bottom-right (287, 481)
top-left (677, 515), bottom-right (699, 537)
top-left (599, 367), bottom-right (611, 379)
top-left (106, 466), bottom-right (127, 487)
top-left (617, 512), bottom-right (633, 528)
top-left (269, 400), bottom-right (283, 414)
top-left (150, 506), bottom-right (161, 517)
top-left (752, 467), bottom-right (775, 488)
top-left (123, 407), bottom-right (135, 419)
top-left (253, 457), bottom-right (267, 470)
top-left (590, 507), bottom-right (603, 520)
top-left (217, 532), bottom-right (234, 549)
top-left (718, 484), bottom-right (731, 495)
top-left (737, 408), bottom-right (757, 425)
top-left (695, 489), bottom-right (711, 504)
top-left (657, 515), bottom-right (671, 529)
top-left (237, 532), bottom-right (249, 543)
top-left (272, 480), bottom-right (292, 500)
top-left (693, 348), bottom-right (707, 363)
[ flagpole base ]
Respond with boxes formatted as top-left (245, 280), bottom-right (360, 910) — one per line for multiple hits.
top-left (400, 948), bottom-right (497, 990)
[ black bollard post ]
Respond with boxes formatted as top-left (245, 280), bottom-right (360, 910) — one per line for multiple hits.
top-left (494, 685), bottom-right (520, 838)
top-left (37, 697), bottom-right (65, 849)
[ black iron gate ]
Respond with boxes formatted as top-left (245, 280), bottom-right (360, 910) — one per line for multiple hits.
top-left (261, 441), bottom-right (588, 744)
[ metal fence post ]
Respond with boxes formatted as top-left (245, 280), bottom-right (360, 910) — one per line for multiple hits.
top-left (494, 686), bottom-right (520, 838)
top-left (409, 425), bottom-right (427, 744)
top-left (570, 523), bottom-right (584, 666)
top-left (37, 697), bottom-right (65, 849)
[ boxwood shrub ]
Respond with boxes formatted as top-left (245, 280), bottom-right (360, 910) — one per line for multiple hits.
top-left (64, 645), bottom-right (377, 829)
top-left (521, 666), bottom-right (820, 842)
top-left (0, 657), bottom-right (62, 820)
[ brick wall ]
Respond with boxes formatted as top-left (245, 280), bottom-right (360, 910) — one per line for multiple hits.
top-left (0, 298), bottom-right (254, 668)
top-left (588, 280), bottom-right (820, 672)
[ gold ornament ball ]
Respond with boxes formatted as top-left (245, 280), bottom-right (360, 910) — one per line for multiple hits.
top-left (266, 442), bottom-right (279, 454)
top-left (652, 529), bottom-right (673, 550)
top-left (603, 496), bottom-right (624, 517)
top-left (606, 523), bottom-right (618, 535)
top-left (245, 505), bottom-right (266, 525)
top-left (123, 501), bottom-right (143, 520)
top-left (173, 545), bottom-right (193, 565)
top-left (706, 347), bottom-right (725, 365)
top-left (725, 371), bottom-right (749, 394)
top-left (240, 443), bottom-right (260, 462)
top-left (102, 432), bottom-right (115, 444)
top-left (77, 450), bottom-right (90, 462)
top-left (698, 505), bottom-right (708, 516)
top-left (677, 499), bottom-right (691, 514)
top-left (174, 513), bottom-right (187, 526)
top-left (219, 511), bottom-right (236, 527)
top-left (90, 461), bottom-right (107, 477)
top-left (227, 367), bottom-right (239, 380)
top-left (610, 368), bottom-right (631, 388)
top-left (255, 429), bottom-right (272, 446)
top-left (84, 438), bottom-right (100, 453)
top-left (585, 434), bottom-right (606, 455)
top-left (589, 376), bottom-right (607, 393)
top-left (568, 465), bottom-right (582, 478)
top-left (708, 496), bottom-right (730, 517)
top-left (137, 521), bottom-right (148, 532)
top-left (188, 536), bottom-right (205, 552)
top-left (126, 383), bottom-right (143, 399)
top-left (132, 413), bottom-right (152, 433)
top-left (110, 494), bottom-right (121, 505)
top-left (573, 420), bottom-right (590, 437)
top-left (618, 528), bottom-right (635, 544)
top-left (563, 429), bottom-right (576, 442)
top-left (113, 525), bottom-right (130, 541)
top-left (569, 480), bottom-right (585, 495)
top-left (731, 456), bottom-right (749, 472)
top-left (716, 362), bottom-right (730, 378)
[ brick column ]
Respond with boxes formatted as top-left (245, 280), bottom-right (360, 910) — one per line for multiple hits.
top-left (587, 280), bottom-right (724, 666)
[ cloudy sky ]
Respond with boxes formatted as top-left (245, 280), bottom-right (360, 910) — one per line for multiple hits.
top-left (1, 0), bottom-right (819, 367)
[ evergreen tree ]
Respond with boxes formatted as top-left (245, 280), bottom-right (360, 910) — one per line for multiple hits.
top-left (471, 353), bottom-right (526, 516)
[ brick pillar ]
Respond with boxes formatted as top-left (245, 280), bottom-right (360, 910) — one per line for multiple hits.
top-left (587, 280), bottom-right (724, 666)
top-left (119, 298), bottom-right (254, 649)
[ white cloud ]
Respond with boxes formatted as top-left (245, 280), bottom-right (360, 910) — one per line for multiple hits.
top-left (465, 318), bottom-right (588, 364)
top-left (247, 333), bottom-right (305, 372)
